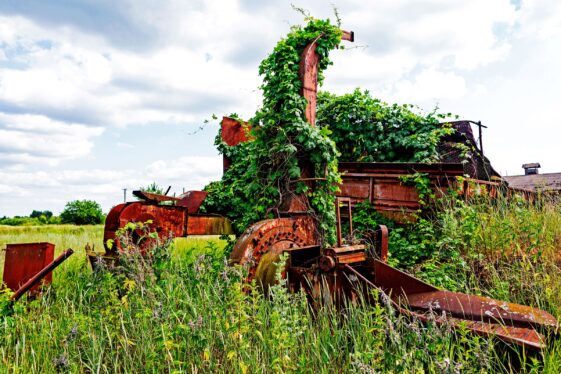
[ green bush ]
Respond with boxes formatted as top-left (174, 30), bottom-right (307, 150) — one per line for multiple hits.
top-left (60, 200), bottom-right (104, 225)
top-left (316, 89), bottom-right (454, 163)
top-left (30, 210), bottom-right (53, 219)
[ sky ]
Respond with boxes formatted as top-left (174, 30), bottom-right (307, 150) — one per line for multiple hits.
top-left (1, 0), bottom-right (561, 216)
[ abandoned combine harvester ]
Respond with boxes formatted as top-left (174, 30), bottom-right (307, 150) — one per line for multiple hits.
top-left (97, 28), bottom-right (556, 350)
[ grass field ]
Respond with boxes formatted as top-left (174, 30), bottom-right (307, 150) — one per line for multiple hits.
top-left (1, 197), bottom-right (561, 372)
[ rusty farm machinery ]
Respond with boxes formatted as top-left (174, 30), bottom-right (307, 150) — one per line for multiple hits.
top-left (3, 28), bottom-right (556, 352)
top-left (90, 28), bottom-right (557, 351)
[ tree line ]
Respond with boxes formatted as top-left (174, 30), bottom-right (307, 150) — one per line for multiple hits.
top-left (0, 200), bottom-right (105, 226)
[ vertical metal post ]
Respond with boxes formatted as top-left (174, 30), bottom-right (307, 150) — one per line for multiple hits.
top-left (478, 120), bottom-right (483, 156)
top-left (123, 188), bottom-right (127, 203)
top-left (335, 197), bottom-right (342, 247)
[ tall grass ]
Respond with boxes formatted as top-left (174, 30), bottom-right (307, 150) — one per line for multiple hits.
top-left (1, 235), bottom-right (504, 373)
top-left (1, 194), bottom-right (561, 372)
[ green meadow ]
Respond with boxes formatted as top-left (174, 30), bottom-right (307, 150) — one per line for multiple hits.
top-left (1, 196), bottom-right (561, 372)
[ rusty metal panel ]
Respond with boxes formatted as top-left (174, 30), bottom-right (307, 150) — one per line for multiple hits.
top-left (186, 215), bottom-right (233, 235)
top-left (3, 242), bottom-right (55, 294)
top-left (221, 116), bottom-right (251, 147)
top-left (373, 180), bottom-right (420, 206)
top-left (221, 116), bottom-right (252, 171)
top-left (132, 190), bottom-right (180, 203)
top-left (177, 191), bottom-right (208, 213)
top-left (405, 290), bottom-right (557, 328)
top-left (11, 249), bottom-right (73, 302)
top-left (337, 162), bottom-right (464, 222)
top-left (104, 202), bottom-right (187, 252)
top-left (298, 31), bottom-right (353, 126)
top-left (338, 177), bottom-right (370, 201)
top-left (299, 41), bottom-right (320, 126)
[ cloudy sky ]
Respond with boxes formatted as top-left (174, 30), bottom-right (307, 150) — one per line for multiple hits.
top-left (1, 0), bottom-right (560, 216)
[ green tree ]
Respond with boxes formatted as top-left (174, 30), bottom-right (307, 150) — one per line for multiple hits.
top-left (30, 210), bottom-right (53, 219)
top-left (60, 200), bottom-right (104, 225)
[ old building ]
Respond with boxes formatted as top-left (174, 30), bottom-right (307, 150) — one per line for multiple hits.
top-left (503, 163), bottom-right (561, 192)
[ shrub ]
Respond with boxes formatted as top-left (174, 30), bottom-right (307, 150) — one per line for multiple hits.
top-left (140, 182), bottom-right (165, 195)
top-left (60, 200), bottom-right (104, 225)
top-left (30, 210), bottom-right (53, 219)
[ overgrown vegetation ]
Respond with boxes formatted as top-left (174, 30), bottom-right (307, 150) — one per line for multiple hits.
top-left (1, 200), bottom-right (105, 227)
top-left (204, 17), bottom-right (344, 244)
top-left (317, 89), bottom-right (454, 162)
top-left (0, 210), bottom-right (60, 226)
top-left (139, 182), bottom-right (165, 195)
top-left (202, 20), bottom-right (457, 245)
top-left (1, 197), bottom-right (561, 372)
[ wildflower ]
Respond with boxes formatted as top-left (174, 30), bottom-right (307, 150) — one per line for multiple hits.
top-left (352, 358), bottom-right (377, 374)
top-left (385, 316), bottom-right (399, 345)
top-left (194, 255), bottom-right (206, 274)
top-left (66, 324), bottom-right (78, 341)
top-left (53, 354), bottom-right (70, 372)
top-left (152, 303), bottom-right (163, 319)
top-left (454, 362), bottom-right (463, 374)
top-left (436, 357), bottom-right (451, 372)
top-left (189, 315), bottom-right (203, 330)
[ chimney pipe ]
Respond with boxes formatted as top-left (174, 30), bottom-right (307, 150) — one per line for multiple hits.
top-left (522, 163), bottom-right (540, 175)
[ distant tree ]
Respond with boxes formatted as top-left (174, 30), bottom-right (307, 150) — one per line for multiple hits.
top-left (60, 200), bottom-right (104, 225)
top-left (30, 210), bottom-right (53, 219)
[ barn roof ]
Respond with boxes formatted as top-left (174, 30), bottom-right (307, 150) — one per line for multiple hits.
top-left (503, 173), bottom-right (561, 191)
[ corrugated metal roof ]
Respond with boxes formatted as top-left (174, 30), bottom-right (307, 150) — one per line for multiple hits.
top-left (504, 173), bottom-right (561, 191)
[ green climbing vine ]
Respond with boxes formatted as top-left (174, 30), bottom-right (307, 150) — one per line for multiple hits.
top-left (316, 89), bottom-right (454, 163)
top-left (202, 17), bottom-right (460, 251)
top-left (202, 17), bottom-right (343, 244)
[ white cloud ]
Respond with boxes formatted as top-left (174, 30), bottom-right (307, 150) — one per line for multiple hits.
top-left (0, 113), bottom-right (104, 167)
top-left (1, 0), bottom-right (561, 216)
top-left (0, 155), bottom-right (222, 215)
top-left (518, 0), bottom-right (561, 40)
top-left (391, 68), bottom-right (467, 103)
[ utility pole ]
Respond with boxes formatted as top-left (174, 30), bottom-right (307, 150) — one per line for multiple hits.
top-left (123, 188), bottom-right (127, 203)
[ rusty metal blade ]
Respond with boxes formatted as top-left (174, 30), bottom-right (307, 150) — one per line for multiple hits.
top-left (373, 260), bottom-right (557, 329)
top-left (405, 290), bottom-right (557, 329)
top-left (408, 311), bottom-right (548, 351)
top-left (368, 260), bottom-right (557, 350)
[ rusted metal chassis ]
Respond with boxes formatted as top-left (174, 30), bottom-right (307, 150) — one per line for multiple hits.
top-left (227, 26), bottom-right (556, 351)
top-left (103, 194), bottom-right (232, 253)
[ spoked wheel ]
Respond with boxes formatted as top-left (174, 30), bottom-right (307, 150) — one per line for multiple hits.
top-left (230, 216), bottom-right (318, 290)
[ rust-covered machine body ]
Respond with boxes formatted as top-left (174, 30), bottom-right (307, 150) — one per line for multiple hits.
top-left (100, 190), bottom-right (233, 256)
top-left (231, 199), bottom-right (557, 350)
top-left (227, 29), bottom-right (557, 351)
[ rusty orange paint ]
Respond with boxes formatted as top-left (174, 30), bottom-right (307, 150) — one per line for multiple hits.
top-left (187, 215), bottom-right (233, 235)
top-left (3, 242), bottom-right (54, 295)
top-left (103, 201), bottom-right (233, 253)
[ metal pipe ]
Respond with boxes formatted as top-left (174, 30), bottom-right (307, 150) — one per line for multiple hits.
top-left (11, 249), bottom-right (74, 302)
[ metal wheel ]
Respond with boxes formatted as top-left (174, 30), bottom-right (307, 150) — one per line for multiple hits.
top-left (230, 216), bottom-right (318, 289)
